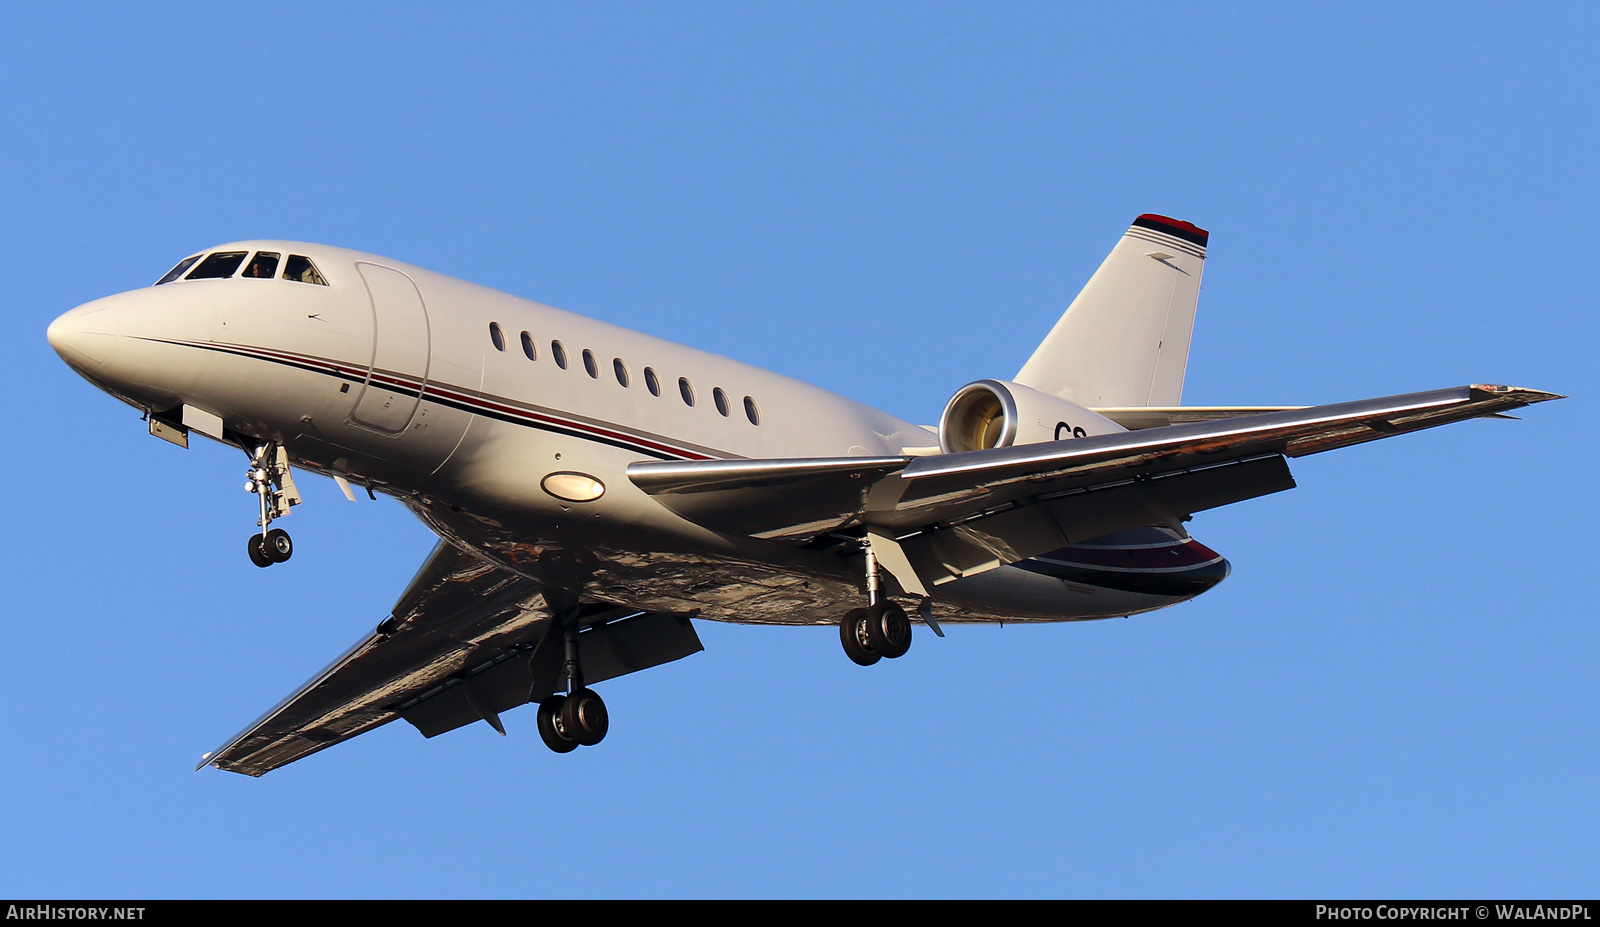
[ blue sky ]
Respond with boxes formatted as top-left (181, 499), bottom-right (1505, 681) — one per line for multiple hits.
top-left (2, 3), bottom-right (1594, 898)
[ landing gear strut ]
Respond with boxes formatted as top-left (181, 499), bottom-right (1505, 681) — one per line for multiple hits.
top-left (243, 441), bottom-right (301, 568)
top-left (537, 615), bottom-right (609, 753)
top-left (838, 539), bottom-right (913, 665)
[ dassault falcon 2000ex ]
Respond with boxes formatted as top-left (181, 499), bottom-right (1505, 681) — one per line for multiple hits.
top-left (48, 214), bottom-right (1559, 775)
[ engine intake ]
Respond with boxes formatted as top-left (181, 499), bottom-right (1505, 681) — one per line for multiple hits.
top-left (938, 379), bottom-right (1125, 453)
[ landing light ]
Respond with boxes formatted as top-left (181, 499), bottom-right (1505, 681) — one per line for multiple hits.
top-left (542, 472), bottom-right (605, 503)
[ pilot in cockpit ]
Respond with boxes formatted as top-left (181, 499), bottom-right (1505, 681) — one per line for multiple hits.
top-left (242, 251), bottom-right (280, 279)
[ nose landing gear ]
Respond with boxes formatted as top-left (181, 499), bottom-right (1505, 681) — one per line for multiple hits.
top-left (244, 442), bottom-right (301, 568)
top-left (248, 528), bottom-right (294, 567)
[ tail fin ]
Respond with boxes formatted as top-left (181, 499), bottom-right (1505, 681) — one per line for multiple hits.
top-left (1015, 214), bottom-right (1208, 407)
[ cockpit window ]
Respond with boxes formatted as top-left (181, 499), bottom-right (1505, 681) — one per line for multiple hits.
top-left (186, 251), bottom-right (249, 280)
top-left (283, 255), bottom-right (328, 285)
top-left (156, 254), bottom-right (202, 285)
top-left (242, 252), bottom-right (281, 278)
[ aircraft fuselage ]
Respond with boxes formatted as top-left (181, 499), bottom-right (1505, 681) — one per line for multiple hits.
top-left (48, 240), bottom-right (1228, 628)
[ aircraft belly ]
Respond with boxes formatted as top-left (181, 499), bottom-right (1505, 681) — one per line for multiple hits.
top-left (401, 482), bottom-right (1225, 627)
top-left (934, 564), bottom-right (1181, 621)
top-left (406, 494), bottom-right (863, 625)
top-left (934, 528), bottom-right (1231, 620)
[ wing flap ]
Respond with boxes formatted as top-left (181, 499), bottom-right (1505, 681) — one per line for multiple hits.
top-left (627, 455), bottom-right (909, 539)
top-left (398, 612), bottom-right (704, 739)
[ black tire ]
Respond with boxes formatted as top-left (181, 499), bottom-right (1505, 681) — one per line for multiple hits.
top-left (536, 695), bottom-right (579, 753)
top-left (865, 602), bottom-right (912, 659)
top-left (561, 688), bottom-right (609, 746)
top-left (839, 608), bottom-right (880, 666)
top-left (247, 533), bottom-right (274, 568)
top-left (266, 528), bottom-right (293, 563)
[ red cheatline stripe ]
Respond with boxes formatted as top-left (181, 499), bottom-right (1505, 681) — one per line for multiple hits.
top-left (182, 339), bottom-right (720, 461)
top-left (1038, 539), bottom-right (1223, 570)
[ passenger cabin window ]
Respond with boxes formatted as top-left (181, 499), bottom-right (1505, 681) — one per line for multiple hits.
top-left (156, 254), bottom-right (202, 285)
top-left (242, 252), bottom-right (280, 278)
top-left (489, 322), bottom-right (506, 351)
top-left (551, 341), bottom-right (568, 369)
top-left (713, 387), bottom-right (730, 417)
top-left (283, 254), bottom-right (328, 285)
top-left (186, 251), bottom-right (249, 280)
top-left (613, 358), bottom-right (629, 387)
top-left (520, 331), bottom-right (536, 360)
top-left (679, 377), bottom-right (695, 407)
top-left (644, 367), bottom-right (661, 396)
top-left (744, 396), bottom-right (761, 425)
top-left (582, 349), bottom-right (599, 378)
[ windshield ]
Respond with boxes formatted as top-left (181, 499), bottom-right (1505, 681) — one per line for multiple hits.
top-left (155, 254), bottom-right (202, 285)
top-left (186, 251), bottom-right (249, 280)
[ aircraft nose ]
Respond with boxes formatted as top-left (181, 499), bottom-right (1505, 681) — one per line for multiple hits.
top-left (47, 302), bottom-right (117, 373)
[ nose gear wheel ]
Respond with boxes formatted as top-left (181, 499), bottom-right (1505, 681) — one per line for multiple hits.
top-left (242, 441), bottom-right (301, 567)
top-left (265, 528), bottom-right (293, 562)
top-left (248, 534), bottom-right (274, 568)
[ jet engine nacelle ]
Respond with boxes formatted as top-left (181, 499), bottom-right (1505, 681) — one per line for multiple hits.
top-left (939, 379), bottom-right (1126, 453)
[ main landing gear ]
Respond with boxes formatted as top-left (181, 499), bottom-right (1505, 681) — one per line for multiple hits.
top-left (837, 537), bottom-right (915, 666)
top-left (536, 616), bottom-right (609, 753)
top-left (840, 601), bottom-right (912, 666)
top-left (243, 441), bottom-right (301, 568)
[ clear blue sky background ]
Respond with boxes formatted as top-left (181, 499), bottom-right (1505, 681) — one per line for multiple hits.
top-left (1, 3), bottom-right (1593, 899)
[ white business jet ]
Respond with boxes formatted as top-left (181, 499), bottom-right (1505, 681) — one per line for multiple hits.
top-left (46, 215), bottom-right (1558, 775)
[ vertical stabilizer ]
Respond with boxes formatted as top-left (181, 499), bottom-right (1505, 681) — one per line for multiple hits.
top-left (1015, 214), bottom-right (1208, 408)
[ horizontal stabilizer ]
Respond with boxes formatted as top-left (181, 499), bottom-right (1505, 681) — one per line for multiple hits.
top-left (1092, 406), bottom-right (1309, 430)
